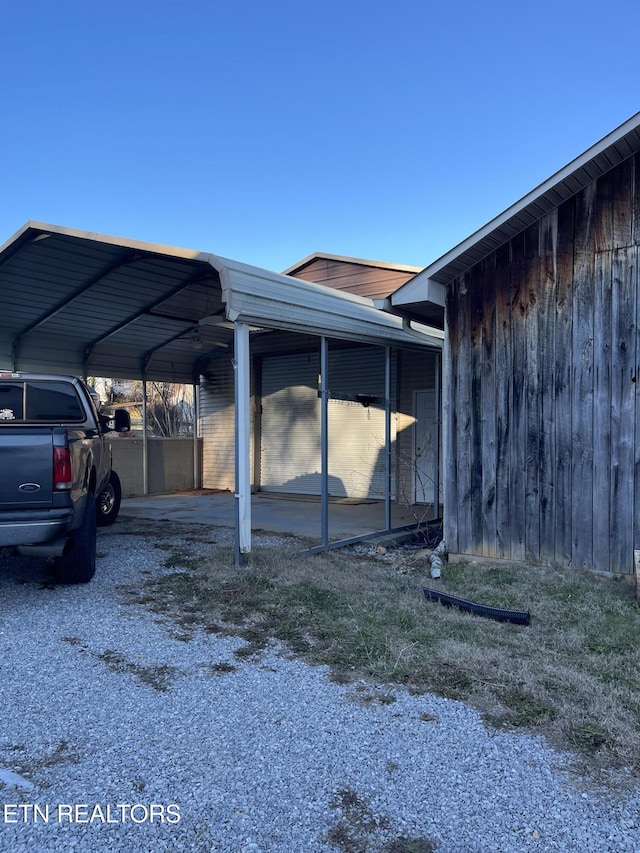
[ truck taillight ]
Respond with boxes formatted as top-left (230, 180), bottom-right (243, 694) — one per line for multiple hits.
top-left (53, 447), bottom-right (72, 490)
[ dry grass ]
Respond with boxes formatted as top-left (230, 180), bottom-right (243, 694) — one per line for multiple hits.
top-left (324, 787), bottom-right (438, 853)
top-left (115, 525), bottom-right (640, 782)
top-left (61, 634), bottom-right (182, 691)
top-left (0, 739), bottom-right (82, 790)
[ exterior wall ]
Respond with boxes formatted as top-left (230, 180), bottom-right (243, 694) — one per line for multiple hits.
top-left (108, 437), bottom-right (202, 496)
top-left (259, 346), bottom-right (396, 499)
top-left (259, 350), bottom-right (321, 494)
top-left (200, 356), bottom-right (238, 492)
top-left (198, 257), bottom-right (439, 504)
top-left (200, 338), bottom-right (441, 506)
top-left (445, 154), bottom-right (640, 574)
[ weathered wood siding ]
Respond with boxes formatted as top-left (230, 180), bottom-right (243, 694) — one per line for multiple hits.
top-left (445, 154), bottom-right (639, 574)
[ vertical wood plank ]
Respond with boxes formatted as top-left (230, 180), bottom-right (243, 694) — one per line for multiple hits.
top-left (481, 254), bottom-right (497, 558)
top-left (594, 169), bottom-right (615, 252)
top-left (633, 153), bottom-right (640, 246)
top-left (610, 246), bottom-right (636, 574)
top-left (524, 223), bottom-right (541, 561)
top-left (494, 242), bottom-right (512, 558)
top-left (554, 199), bottom-right (574, 564)
top-left (592, 250), bottom-right (612, 572)
top-left (571, 183), bottom-right (596, 570)
top-left (469, 263), bottom-right (485, 554)
top-left (444, 278), bottom-right (460, 554)
top-left (509, 231), bottom-right (527, 561)
top-left (629, 161), bottom-right (640, 572)
top-left (633, 160), bottom-right (640, 563)
top-left (456, 271), bottom-right (473, 554)
top-left (613, 157), bottom-right (633, 249)
top-left (631, 161), bottom-right (640, 569)
top-left (538, 210), bottom-right (557, 563)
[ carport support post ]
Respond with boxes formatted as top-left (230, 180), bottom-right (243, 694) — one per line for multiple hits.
top-left (142, 375), bottom-right (149, 496)
top-left (234, 321), bottom-right (251, 564)
top-left (433, 353), bottom-right (441, 520)
top-left (384, 346), bottom-right (392, 532)
top-left (320, 336), bottom-right (329, 547)
top-left (192, 382), bottom-right (200, 489)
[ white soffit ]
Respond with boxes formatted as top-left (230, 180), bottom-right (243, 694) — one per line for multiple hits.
top-left (208, 257), bottom-right (444, 350)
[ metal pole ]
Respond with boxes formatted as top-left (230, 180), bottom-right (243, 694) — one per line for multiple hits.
top-left (434, 352), bottom-right (441, 520)
top-left (233, 321), bottom-right (251, 565)
top-left (320, 336), bottom-right (329, 547)
top-left (384, 346), bottom-right (392, 532)
top-left (142, 376), bottom-right (148, 496)
top-left (192, 382), bottom-right (199, 490)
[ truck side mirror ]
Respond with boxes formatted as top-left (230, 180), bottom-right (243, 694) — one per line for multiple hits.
top-left (113, 409), bottom-right (131, 432)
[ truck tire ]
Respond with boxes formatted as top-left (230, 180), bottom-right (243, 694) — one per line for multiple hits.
top-left (96, 471), bottom-right (122, 527)
top-left (55, 496), bottom-right (97, 584)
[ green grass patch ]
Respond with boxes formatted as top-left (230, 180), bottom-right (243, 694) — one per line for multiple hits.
top-left (501, 690), bottom-right (557, 726)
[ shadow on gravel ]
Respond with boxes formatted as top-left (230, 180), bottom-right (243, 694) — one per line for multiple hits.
top-left (0, 549), bottom-right (58, 589)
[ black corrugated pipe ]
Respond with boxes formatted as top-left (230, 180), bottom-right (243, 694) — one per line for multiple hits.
top-left (423, 588), bottom-right (531, 626)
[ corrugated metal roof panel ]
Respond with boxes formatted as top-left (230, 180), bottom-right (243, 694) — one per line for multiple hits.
top-left (216, 259), bottom-right (443, 350)
top-left (0, 221), bottom-right (441, 380)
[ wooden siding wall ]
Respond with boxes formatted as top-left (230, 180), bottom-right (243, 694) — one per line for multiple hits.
top-left (446, 154), bottom-right (640, 574)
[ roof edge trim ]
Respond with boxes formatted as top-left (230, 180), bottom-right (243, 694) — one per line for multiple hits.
top-left (215, 259), bottom-right (443, 349)
top-left (0, 221), bottom-right (216, 265)
top-left (283, 252), bottom-right (423, 277)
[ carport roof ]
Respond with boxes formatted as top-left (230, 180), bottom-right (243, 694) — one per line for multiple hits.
top-left (0, 222), bottom-right (442, 382)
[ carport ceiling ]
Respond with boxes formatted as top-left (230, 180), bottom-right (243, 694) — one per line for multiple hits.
top-left (0, 222), bottom-right (441, 383)
top-left (0, 222), bottom-right (231, 382)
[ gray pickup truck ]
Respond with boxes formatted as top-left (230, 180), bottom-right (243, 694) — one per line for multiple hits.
top-left (0, 372), bottom-right (130, 583)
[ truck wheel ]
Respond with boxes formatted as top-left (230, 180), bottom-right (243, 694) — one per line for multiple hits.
top-left (55, 496), bottom-right (97, 584)
top-left (96, 471), bottom-right (122, 527)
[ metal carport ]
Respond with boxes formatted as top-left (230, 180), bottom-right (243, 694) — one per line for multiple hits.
top-left (0, 221), bottom-right (443, 560)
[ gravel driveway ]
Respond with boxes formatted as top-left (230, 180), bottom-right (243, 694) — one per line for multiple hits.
top-left (0, 522), bottom-right (639, 852)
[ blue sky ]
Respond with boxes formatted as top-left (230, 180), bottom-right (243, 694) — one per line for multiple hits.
top-left (2, 0), bottom-right (639, 273)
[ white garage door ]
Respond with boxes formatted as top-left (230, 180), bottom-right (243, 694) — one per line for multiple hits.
top-left (260, 347), bottom-right (395, 499)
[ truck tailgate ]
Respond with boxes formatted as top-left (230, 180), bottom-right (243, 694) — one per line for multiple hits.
top-left (0, 431), bottom-right (53, 509)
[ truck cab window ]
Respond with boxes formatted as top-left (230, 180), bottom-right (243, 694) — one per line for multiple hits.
top-left (0, 384), bottom-right (24, 420)
top-left (26, 382), bottom-right (84, 421)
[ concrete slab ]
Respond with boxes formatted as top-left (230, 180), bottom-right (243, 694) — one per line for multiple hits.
top-left (119, 490), bottom-right (421, 542)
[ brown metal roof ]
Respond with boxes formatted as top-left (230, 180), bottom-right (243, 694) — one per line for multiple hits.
top-left (283, 252), bottom-right (421, 277)
top-left (282, 253), bottom-right (422, 302)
